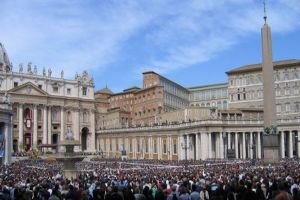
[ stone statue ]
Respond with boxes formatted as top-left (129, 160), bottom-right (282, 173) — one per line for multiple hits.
top-left (43, 67), bottom-right (46, 76)
top-left (34, 65), bottom-right (38, 75)
top-left (75, 72), bottom-right (79, 80)
top-left (19, 63), bottom-right (23, 73)
top-left (65, 127), bottom-right (74, 140)
top-left (48, 68), bottom-right (52, 77)
top-left (2, 92), bottom-right (10, 105)
top-left (61, 70), bottom-right (64, 79)
top-left (27, 62), bottom-right (32, 74)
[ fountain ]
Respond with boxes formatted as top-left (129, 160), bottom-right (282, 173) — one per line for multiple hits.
top-left (56, 128), bottom-right (85, 179)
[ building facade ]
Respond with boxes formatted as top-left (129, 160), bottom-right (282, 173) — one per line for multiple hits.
top-left (0, 43), bottom-right (96, 153)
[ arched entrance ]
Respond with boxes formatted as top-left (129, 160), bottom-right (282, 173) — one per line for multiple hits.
top-left (24, 133), bottom-right (32, 151)
top-left (81, 127), bottom-right (89, 151)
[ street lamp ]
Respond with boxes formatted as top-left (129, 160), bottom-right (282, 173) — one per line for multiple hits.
top-left (181, 136), bottom-right (192, 161)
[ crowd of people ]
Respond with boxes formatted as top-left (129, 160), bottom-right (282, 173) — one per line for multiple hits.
top-left (1, 158), bottom-right (300, 200)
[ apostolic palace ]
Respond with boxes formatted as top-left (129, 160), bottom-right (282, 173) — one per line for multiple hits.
top-left (0, 18), bottom-right (300, 164)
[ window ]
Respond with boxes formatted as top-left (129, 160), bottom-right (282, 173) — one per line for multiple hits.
top-left (137, 142), bottom-right (140, 152)
top-left (37, 109), bottom-right (42, 121)
top-left (173, 140), bottom-right (177, 154)
top-left (52, 109), bottom-right (58, 121)
top-left (110, 143), bottom-right (112, 151)
top-left (163, 140), bottom-right (167, 154)
top-left (295, 103), bottom-right (300, 112)
top-left (237, 94), bottom-right (240, 101)
top-left (145, 141), bottom-right (148, 153)
top-left (130, 141), bottom-right (132, 152)
top-left (53, 86), bottom-right (58, 93)
top-left (38, 84), bottom-right (42, 89)
top-left (285, 103), bottom-right (290, 112)
top-left (14, 82), bottom-right (18, 88)
top-left (82, 87), bottom-right (87, 96)
top-left (276, 104), bottom-right (281, 113)
top-left (67, 88), bottom-right (71, 95)
top-left (154, 139), bottom-right (157, 153)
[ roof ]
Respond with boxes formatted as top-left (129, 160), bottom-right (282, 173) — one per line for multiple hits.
top-left (188, 82), bottom-right (228, 91)
top-left (123, 86), bottom-right (141, 92)
top-left (226, 59), bottom-right (300, 75)
top-left (96, 87), bottom-right (113, 95)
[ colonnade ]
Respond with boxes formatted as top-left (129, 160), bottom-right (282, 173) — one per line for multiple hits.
top-left (98, 129), bottom-right (300, 160)
top-left (181, 130), bottom-right (300, 160)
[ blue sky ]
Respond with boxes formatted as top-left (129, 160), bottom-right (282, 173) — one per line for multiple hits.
top-left (1, 0), bottom-right (300, 92)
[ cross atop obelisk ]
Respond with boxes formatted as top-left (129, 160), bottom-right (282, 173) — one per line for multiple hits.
top-left (261, 0), bottom-right (276, 129)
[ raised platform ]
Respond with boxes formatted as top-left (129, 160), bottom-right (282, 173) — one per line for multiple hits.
top-left (263, 134), bottom-right (280, 164)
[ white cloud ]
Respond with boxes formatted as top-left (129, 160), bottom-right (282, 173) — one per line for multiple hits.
top-left (0, 0), bottom-right (299, 83)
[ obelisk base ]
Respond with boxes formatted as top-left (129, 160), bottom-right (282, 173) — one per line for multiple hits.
top-left (263, 134), bottom-right (280, 164)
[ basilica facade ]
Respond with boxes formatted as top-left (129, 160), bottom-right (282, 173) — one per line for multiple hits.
top-left (0, 43), bottom-right (96, 153)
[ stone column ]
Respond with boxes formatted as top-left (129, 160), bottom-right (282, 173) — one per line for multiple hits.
top-left (168, 136), bottom-right (172, 160)
top-left (196, 133), bottom-right (200, 160)
top-left (184, 135), bottom-right (188, 160)
top-left (289, 131), bottom-right (293, 158)
top-left (47, 106), bottom-right (52, 146)
top-left (242, 132), bottom-right (246, 159)
top-left (281, 131), bottom-right (285, 158)
top-left (18, 104), bottom-right (24, 150)
top-left (257, 132), bottom-right (261, 159)
top-left (60, 107), bottom-right (64, 141)
top-left (235, 132), bottom-right (239, 159)
top-left (250, 132), bottom-right (253, 159)
top-left (33, 105), bottom-right (38, 149)
top-left (297, 131), bottom-right (300, 158)
top-left (43, 105), bottom-right (47, 145)
top-left (72, 108), bottom-right (80, 143)
top-left (220, 132), bottom-right (224, 159)
top-left (228, 132), bottom-right (231, 149)
top-left (159, 137), bottom-right (162, 160)
top-left (4, 122), bottom-right (12, 165)
top-left (89, 109), bottom-right (96, 152)
top-left (149, 136), bottom-right (153, 159)
top-left (208, 132), bottom-right (212, 159)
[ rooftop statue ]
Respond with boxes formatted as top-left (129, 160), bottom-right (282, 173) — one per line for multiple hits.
top-left (34, 65), bottom-right (38, 75)
top-left (27, 62), bottom-right (32, 74)
top-left (19, 63), bottom-right (23, 73)
top-left (61, 70), bottom-right (64, 79)
top-left (48, 68), bottom-right (52, 77)
top-left (43, 67), bottom-right (46, 76)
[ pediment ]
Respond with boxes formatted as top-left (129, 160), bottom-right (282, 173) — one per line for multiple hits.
top-left (8, 82), bottom-right (48, 96)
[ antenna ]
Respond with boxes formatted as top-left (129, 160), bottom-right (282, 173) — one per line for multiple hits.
top-left (263, 0), bottom-right (267, 23)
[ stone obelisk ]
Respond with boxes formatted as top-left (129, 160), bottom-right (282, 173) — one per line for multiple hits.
top-left (261, 2), bottom-right (280, 163)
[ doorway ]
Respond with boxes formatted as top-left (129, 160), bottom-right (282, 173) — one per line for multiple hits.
top-left (81, 127), bottom-right (89, 151)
